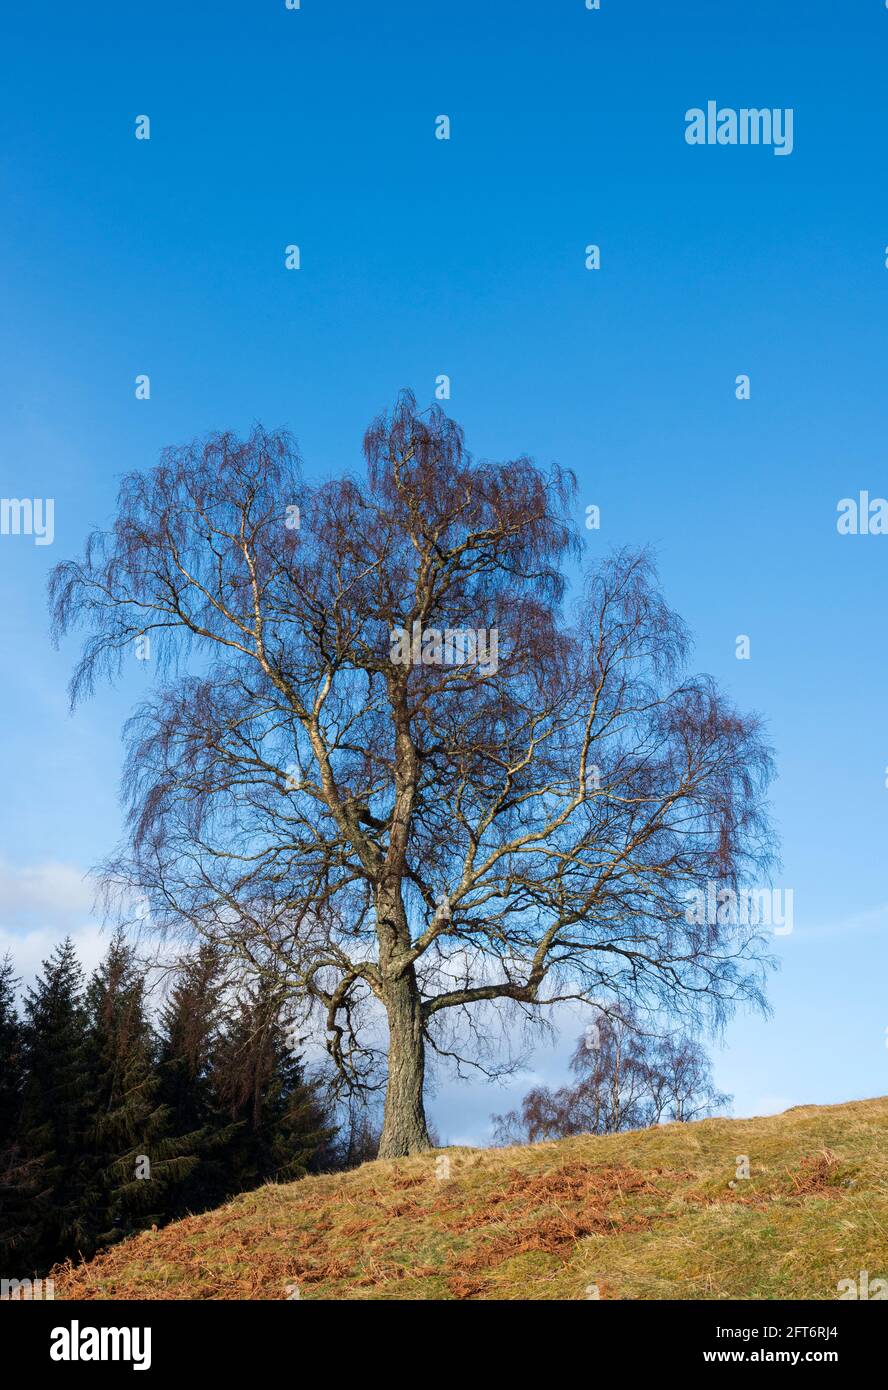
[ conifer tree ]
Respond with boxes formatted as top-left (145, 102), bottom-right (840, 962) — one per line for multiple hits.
top-left (0, 955), bottom-right (24, 1151)
top-left (156, 944), bottom-right (237, 1215)
top-left (17, 939), bottom-right (93, 1268)
top-left (213, 979), bottom-right (334, 1190)
top-left (0, 954), bottom-right (36, 1272)
top-left (84, 930), bottom-right (197, 1247)
top-left (0, 936), bottom-right (340, 1274)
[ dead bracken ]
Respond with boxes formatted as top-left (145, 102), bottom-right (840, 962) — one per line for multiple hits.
top-left (50, 1099), bottom-right (887, 1302)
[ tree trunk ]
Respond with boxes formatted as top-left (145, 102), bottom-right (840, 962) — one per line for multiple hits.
top-left (378, 969), bottom-right (432, 1158)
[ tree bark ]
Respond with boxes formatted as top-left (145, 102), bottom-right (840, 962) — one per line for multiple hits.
top-left (378, 968), bottom-right (432, 1158)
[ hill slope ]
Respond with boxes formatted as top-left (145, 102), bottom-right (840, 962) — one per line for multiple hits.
top-left (55, 1097), bottom-right (888, 1300)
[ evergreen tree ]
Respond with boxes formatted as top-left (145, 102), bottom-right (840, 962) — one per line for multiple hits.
top-left (17, 939), bottom-right (93, 1269)
top-left (0, 954), bottom-right (37, 1272)
top-left (0, 955), bottom-right (24, 1150)
top-left (213, 979), bottom-right (334, 1191)
top-left (156, 944), bottom-right (237, 1215)
top-left (84, 930), bottom-right (197, 1247)
top-left (0, 935), bottom-right (340, 1275)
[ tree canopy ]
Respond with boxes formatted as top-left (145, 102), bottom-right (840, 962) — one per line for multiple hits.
top-left (50, 392), bottom-right (775, 1155)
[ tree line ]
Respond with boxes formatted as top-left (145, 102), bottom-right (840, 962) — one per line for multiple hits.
top-left (0, 930), bottom-right (733, 1278)
top-left (0, 934), bottom-right (340, 1278)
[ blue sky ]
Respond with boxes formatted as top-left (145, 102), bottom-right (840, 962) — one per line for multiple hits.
top-left (1, 0), bottom-right (887, 1142)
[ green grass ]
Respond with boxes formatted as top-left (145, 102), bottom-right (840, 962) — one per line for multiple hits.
top-left (54, 1096), bottom-right (888, 1300)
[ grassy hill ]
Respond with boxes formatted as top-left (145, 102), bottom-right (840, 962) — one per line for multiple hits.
top-left (54, 1096), bottom-right (888, 1300)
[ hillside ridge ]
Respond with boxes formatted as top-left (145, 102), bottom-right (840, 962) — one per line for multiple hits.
top-left (55, 1095), bottom-right (888, 1301)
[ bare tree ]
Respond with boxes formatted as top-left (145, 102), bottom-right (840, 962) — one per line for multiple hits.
top-left (491, 1010), bottom-right (731, 1144)
top-left (50, 391), bottom-right (774, 1157)
top-left (646, 1033), bottom-right (732, 1124)
top-left (492, 1009), bottom-right (655, 1144)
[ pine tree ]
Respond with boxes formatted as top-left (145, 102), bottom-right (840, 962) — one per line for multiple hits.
top-left (213, 979), bottom-right (334, 1191)
top-left (17, 939), bottom-right (93, 1269)
top-left (0, 954), bottom-right (36, 1272)
top-left (0, 936), bottom-right (338, 1275)
top-left (156, 944), bottom-right (237, 1216)
top-left (84, 930), bottom-right (197, 1247)
top-left (0, 955), bottom-right (24, 1150)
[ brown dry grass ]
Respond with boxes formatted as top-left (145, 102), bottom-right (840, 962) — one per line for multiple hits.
top-left (52, 1095), bottom-right (888, 1300)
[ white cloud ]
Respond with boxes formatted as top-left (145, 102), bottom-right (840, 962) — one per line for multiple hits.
top-left (0, 859), bottom-right (95, 919)
top-left (0, 922), bottom-right (108, 987)
top-left (0, 859), bottom-right (106, 984)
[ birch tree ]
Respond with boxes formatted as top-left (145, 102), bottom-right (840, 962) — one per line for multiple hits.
top-left (50, 392), bottom-right (774, 1156)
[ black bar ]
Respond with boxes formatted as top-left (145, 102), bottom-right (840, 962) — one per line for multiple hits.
top-left (4, 1297), bottom-right (881, 1375)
